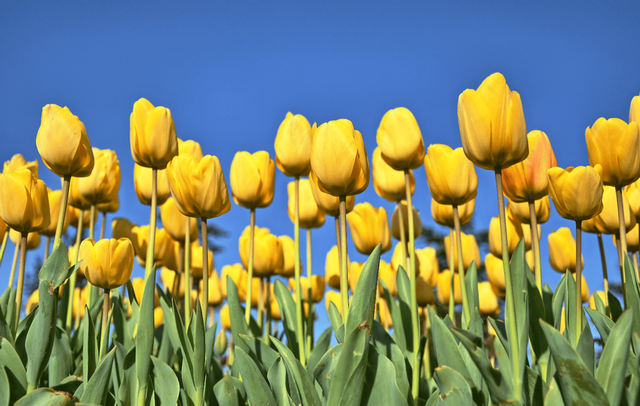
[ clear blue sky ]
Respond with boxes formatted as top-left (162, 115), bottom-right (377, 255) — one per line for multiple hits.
top-left (2, 1), bottom-right (640, 333)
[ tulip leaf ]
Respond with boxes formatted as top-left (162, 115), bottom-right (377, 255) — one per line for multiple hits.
top-left (0, 337), bottom-right (26, 403)
top-left (539, 319), bottom-right (608, 405)
top-left (361, 345), bottom-right (408, 406)
top-left (464, 260), bottom-right (479, 314)
top-left (48, 326), bottom-right (73, 386)
top-left (624, 256), bottom-right (640, 338)
top-left (488, 317), bottom-right (509, 356)
top-left (0, 301), bottom-right (13, 345)
top-left (326, 322), bottom-right (370, 406)
top-left (79, 346), bottom-right (116, 405)
top-left (526, 266), bottom-right (548, 360)
top-left (380, 280), bottom-right (406, 354)
top-left (238, 334), bottom-right (279, 373)
top-left (586, 307), bottom-right (615, 345)
top-left (226, 276), bottom-right (250, 349)
top-left (111, 292), bottom-right (133, 349)
top-left (524, 366), bottom-right (548, 406)
top-left (0, 288), bottom-right (10, 321)
top-left (267, 358), bottom-right (290, 406)
top-left (13, 306), bottom-right (36, 366)
top-left (25, 280), bottom-right (58, 391)
top-left (271, 336), bottom-right (323, 406)
top-left (37, 241), bottom-right (70, 288)
top-left (313, 342), bottom-right (343, 399)
top-left (192, 301), bottom-right (205, 395)
top-left (593, 291), bottom-right (607, 316)
top-left (214, 373), bottom-right (246, 406)
top-left (235, 347), bottom-right (278, 405)
top-left (575, 318), bottom-right (595, 374)
top-left (307, 327), bottom-right (331, 373)
top-left (0, 360), bottom-right (10, 406)
top-left (544, 378), bottom-right (564, 405)
top-left (327, 302), bottom-right (344, 343)
top-left (5, 289), bottom-right (16, 337)
top-left (541, 284), bottom-right (554, 325)
top-left (552, 275), bottom-right (567, 331)
top-left (370, 320), bottom-right (411, 402)
top-left (82, 304), bottom-right (98, 383)
top-left (595, 308), bottom-right (633, 406)
top-left (433, 365), bottom-right (473, 405)
top-left (273, 279), bottom-right (301, 357)
top-left (150, 356), bottom-right (180, 406)
top-left (346, 244), bottom-right (380, 337)
top-left (14, 387), bottom-right (78, 406)
top-left (395, 266), bottom-right (415, 357)
top-left (608, 291), bottom-right (623, 322)
top-left (136, 267), bottom-right (157, 396)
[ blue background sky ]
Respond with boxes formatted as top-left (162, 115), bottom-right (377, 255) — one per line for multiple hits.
top-left (1, 1), bottom-right (640, 333)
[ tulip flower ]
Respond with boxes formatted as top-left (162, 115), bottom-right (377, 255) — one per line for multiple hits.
top-left (424, 144), bottom-right (478, 206)
top-left (274, 112), bottom-right (314, 177)
top-left (288, 179), bottom-right (325, 229)
top-left (160, 197), bottom-right (198, 244)
top-left (548, 228), bottom-right (583, 273)
top-left (96, 196), bottom-right (119, 215)
top-left (415, 247), bottom-right (439, 287)
top-left (78, 148), bottom-right (121, 205)
top-left (230, 151), bottom-right (275, 209)
top-left (289, 275), bottom-right (325, 303)
top-left (178, 138), bottom-right (204, 161)
top-left (431, 199), bottom-right (474, 229)
top-left (325, 290), bottom-right (343, 316)
top-left (623, 224), bottom-right (640, 253)
top-left (134, 164), bottom-right (171, 206)
top-left (372, 147), bottom-right (415, 203)
top-left (131, 277), bottom-right (160, 308)
top-left (488, 216), bottom-right (523, 258)
top-left (437, 270), bottom-right (462, 305)
top-left (41, 189), bottom-right (72, 257)
top-left (391, 201), bottom-right (422, 241)
top-left (627, 179), bottom-right (640, 221)
top-left (507, 196), bottom-right (550, 225)
top-left (10, 229), bottom-right (40, 251)
top-left (25, 289), bottom-right (39, 314)
top-left (346, 203), bottom-right (391, 255)
top-left (595, 186), bottom-right (636, 235)
top-left (378, 260), bottom-right (397, 297)
top-left (220, 305), bottom-right (232, 331)
top-left (485, 253), bottom-right (506, 299)
top-left (130, 98), bottom-right (178, 169)
top-left (239, 226), bottom-right (283, 278)
top-left (378, 298), bottom-right (393, 329)
top-left (221, 263), bottom-right (244, 299)
top-left (190, 240), bottom-right (214, 279)
top-left (238, 272), bottom-right (262, 308)
top-left (199, 270), bottom-right (223, 307)
top-left (324, 246), bottom-right (347, 290)
top-left (3, 154), bottom-right (38, 178)
top-left (376, 107), bottom-right (425, 171)
top-left (520, 223), bottom-right (541, 251)
top-left (275, 235), bottom-right (297, 278)
top-left (391, 242), bottom-right (420, 275)
top-left (348, 262), bottom-right (364, 294)
top-left (309, 172), bottom-right (355, 217)
top-left (0, 169), bottom-right (50, 234)
top-left (79, 238), bottom-right (134, 290)
top-left (72, 286), bottom-right (89, 320)
top-left (478, 282), bottom-right (500, 317)
top-left (416, 275), bottom-right (436, 306)
top-left (444, 232), bottom-right (482, 271)
top-left (589, 291), bottom-right (607, 311)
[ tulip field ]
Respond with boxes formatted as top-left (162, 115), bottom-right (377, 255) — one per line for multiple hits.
top-left (1, 71), bottom-right (640, 406)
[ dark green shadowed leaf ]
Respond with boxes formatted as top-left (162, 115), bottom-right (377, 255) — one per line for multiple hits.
top-left (307, 327), bottom-right (331, 373)
top-left (82, 304), bottom-right (98, 383)
top-left (271, 336), bottom-right (323, 406)
top-left (14, 388), bottom-right (78, 406)
top-left (395, 266), bottom-right (415, 357)
top-left (586, 307), bottom-right (615, 345)
top-left (361, 345), bottom-right (408, 406)
top-left (327, 302), bottom-right (344, 343)
top-left (48, 326), bottom-right (73, 386)
top-left (624, 256), bottom-right (640, 337)
top-left (136, 267), bottom-right (157, 396)
top-left (0, 337), bottom-right (26, 403)
top-left (150, 356), bottom-right (180, 405)
top-left (25, 280), bottom-right (58, 391)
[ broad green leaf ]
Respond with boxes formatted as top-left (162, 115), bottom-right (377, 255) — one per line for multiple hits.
top-left (0, 301), bottom-right (13, 344)
top-left (214, 373), bottom-right (246, 406)
top-left (14, 388), bottom-right (77, 405)
top-left (307, 326), bottom-right (331, 373)
top-left (238, 334), bottom-right (279, 373)
top-left (136, 267), bottom-right (157, 395)
top-left (595, 308), bottom-right (633, 406)
top-left (395, 266), bottom-right (415, 357)
top-left (193, 302), bottom-right (205, 396)
top-left (80, 346), bottom-right (116, 405)
top-left (111, 291), bottom-right (133, 349)
top-left (552, 274), bottom-right (567, 331)
top-left (544, 378), bottom-right (564, 405)
top-left (345, 244), bottom-right (380, 337)
top-left (381, 280), bottom-right (407, 355)
top-left (0, 337), bottom-right (26, 402)
top-left (361, 346), bottom-right (408, 406)
top-left (526, 267), bottom-right (547, 360)
top-left (48, 326), bottom-right (73, 386)
top-left (488, 317), bottom-right (509, 356)
top-left (608, 291), bottom-right (623, 322)
top-left (524, 367), bottom-right (548, 406)
top-left (38, 241), bottom-right (71, 288)
top-left (586, 307), bottom-right (615, 345)
top-left (575, 318), bottom-right (595, 374)
top-left (313, 343), bottom-right (343, 399)
top-left (116, 345), bottom-right (137, 406)
top-left (82, 304), bottom-right (98, 383)
top-left (267, 358), bottom-right (290, 406)
top-left (370, 320), bottom-right (410, 402)
top-left (235, 347), bottom-right (278, 405)
top-left (273, 279), bottom-right (301, 357)
top-left (327, 302), bottom-right (344, 343)
top-left (271, 336), bottom-right (323, 406)
top-left (433, 365), bottom-right (473, 405)
top-left (425, 389), bottom-right (439, 406)
top-left (624, 256), bottom-right (640, 338)
top-left (326, 322), bottom-right (370, 406)
top-left (542, 284), bottom-right (554, 325)
top-left (25, 280), bottom-right (58, 390)
top-left (150, 356), bottom-right (180, 406)
top-left (0, 360), bottom-right (9, 406)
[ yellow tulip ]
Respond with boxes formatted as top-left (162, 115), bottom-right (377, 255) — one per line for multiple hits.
top-left (67, 177), bottom-right (91, 210)
top-left (78, 148), bottom-right (121, 205)
top-left (502, 130), bottom-right (557, 202)
top-left (72, 286), bottom-right (90, 319)
top-left (378, 298), bottom-right (393, 328)
top-left (309, 171), bottom-right (355, 216)
top-left (220, 305), bottom-right (232, 331)
top-left (571, 273), bottom-right (590, 303)
top-left (10, 229), bottom-right (40, 250)
top-left (178, 138), bottom-right (204, 161)
top-left (190, 239), bottom-right (214, 279)
top-left (520, 223), bottom-right (541, 251)
top-left (416, 247), bottom-right (440, 287)
top-left (548, 228), bottom-right (584, 273)
top-left (325, 290), bottom-right (343, 316)
top-left (346, 203), bottom-right (391, 255)
top-left (391, 242), bottom-right (420, 275)
top-left (458, 73), bottom-right (528, 170)
top-left (154, 229), bottom-right (180, 270)
top-left (97, 196), bottom-right (119, 213)
top-left (619, 224), bottom-right (640, 253)
top-left (445, 232), bottom-right (482, 270)
top-left (276, 235), bottom-right (298, 278)
top-left (160, 196), bottom-right (198, 244)
top-left (230, 151), bottom-right (275, 209)
top-left (416, 275), bottom-right (436, 306)
top-left (127, 225), bottom-right (152, 264)
top-left (130, 98), bottom-right (178, 169)
top-left (134, 164), bottom-right (171, 206)
top-left (431, 198), bottom-right (474, 229)
top-left (0, 217), bottom-right (5, 244)
top-left (376, 107), bottom-right (425, 171)
top-left (631, 94), bottom-right (640, 124)
top-left (372, 147), bottom-right (415, 203)
top-left (67, 206), bottom-right (95, 229)
top-left (274, 112), bottom-right (314, 177)
top-left (626, 178), bottom-right (640, 221)
top-left (112, 217), bottom-right (137, 241)
top-left (589, 291), bottom-right (607, 310)
top-left (595, 186), bottom-right (636, 234)
top-left (436, 270), bottom-right (462, 305)
top-left (166, 154), bottom-right (231, 219)
top-left (270, 291), bottom-right (282, 321)
top-left (25, 289), bottom-right (39, 314)
top-left (41, 188), bottom-right (72, 237)
top-left (391, 201), bottom-right (422, 240)
top-left (154, 307), bottom-right (164, 329)
top-left (3, 154), bottom-right (38, 178)
top-left (378, 260), bottom-right (397, 297)
top-left (0, 169), bottom-right (50, 233)
top-left (478, 282), bottom-right (500, 317)
top-left (485, 253), bottom-right (506, 299)
top-left (79, 238), bottom-right (134, 290)
top-left (239, 226), bottom-right (284, 278)
top-left (238, 272), bottom-right (261, 308)
top-left (199, 270), bottom-right (223, 307)
top-left (310, 119), bottom-right (370, 196)
top-left (424, 144), bottom-right (478, 206)
top-left (526, 250), bottom-right (535, 272)
top-left (488, 215), bottom-right (523, 258)
top-left (586, 117), bottom-right (640, 187)
top-left (160, 267), bottom-right (185, 299)
top-left (221, 264), bottom-right (245, 299)
top-left (289, 275), bottom-right (326, 303)
top-left (288, 179), bottom-right (325, 229)
top-left (131, 277), bottom-right (160, 308)
top-left (36, 104), bottom-right (94, 177)
top-left (348, 262), bottom-right (364, 293)
top-left (324, 246), bottom-right (348, 290)
top-left (507, 196), bottom-right (550, 225)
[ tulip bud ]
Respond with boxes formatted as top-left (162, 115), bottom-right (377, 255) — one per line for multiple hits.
top-left (311, 119), bottom-right (370, 196)
top-left (548, 228), bottom-right (584, 273)
top-left (586, 117), bottom-right (640, 187)
top-left (221, 264), bottom-right (244, 299)
top-left (378, 260), bottom-right (397, 297)
top-left (112, 217), bottom-right (137, 240)
top-left (25, 289), bottom-right (39, 314)
top-left (220, 305), bottom-right (231, 331)
top-left (431, 199), bottom-right (474, 229)
top-left (270, 286), bottom-right (282, 321)
top-left (458, 73), bottom-right (528, 170)
top-left (445, 232), bottom-right (482, 271)
top-left (178, 138), bottom-right (204, 161)
top-left (376, 107), bottom-right (425, 171)
top-left (67, 206), bottom-right (96, 229)
top-left (199, 270), bottom-right (223, 307)
top-left (3, 154), bottom-right (38, 179)
top-left (415, 247), bottom-right (439, 287)
top-left (130, 98), bottom-right (179, 169)
top-left (67, 177), bottom-right (91, 210)
top-left (134, 164), bottom-right (171, 206)
top-left (79, 238), bottom-right (134, 290)
top-left (324, 246), bottom-right (348, 290)
top-left (372, 147), bottom-right (415, 203)
top-left (488, 215), bottom-right (523, 258)
top-left (276, 235), bottom-right (297, 278)
top-left (131, 277), bottom-right (160, 308)
top-left (502, 130), bottom-right (557, 202)
top-left (0, 169), bottom-right (50, 233)
top-left (520, 223), bottom-right (541, 251)
top-left (478, 282), bottom-right (500, 317)
top-left (424, 145), bottom-right (478, 206)
top-left (230, 151), bottom-right (276, 209)
top-left (391, 242), bottom-right (420, 275)
top-left (507, 196), bottom-right (550, 225)
top-left (78, 148), bottom-right (121, 205)
top-left (160, 267), bottom-right (185, 299)
top-left (10, 229), bottom-right (40, 250)
top-left (289, 275), bottom-right (325, 303)
top-left (153, 307), bottom-right (164, 329)
top-left (288, 179), bottom-right (325, 229)
top-left (41, 188), bottom-right (72, 237)
top-left (215, 330), bottom-right (228, 357)
top-left (485, 253), bottom-right (506, 299)
top-left (160, 197), bottom-right (198, 243)
top-left (309, 171), bottom-right (355, 216)
top-left (274, 112), bottom-right (314, 177)
top-left (595, 186), bottom-right (636, 234)
top-left (346, 203), bottom-right (391, 255)
top-left (190, 240), bottom-right (214, 279)
top-left (325, 290), bottom-right (343, 316)
top-left (166, 154), bottom-right (231, 219)
top-left (72, 286), bottom-right (90, 320)
top-left (348, 262), bottom-right (364, 294)
top-left (436, 270), bottom-right (462, 305)
top-left (391, 201), bottom-right (422, 240)
top-left (239, 226), bottom-right (283, 278)
top-left (571, 273), bottom-right (590, 303)
top-left (416, 275), bottom-right (436, 306)
top-left (36, 104), bottom-right (95, 177)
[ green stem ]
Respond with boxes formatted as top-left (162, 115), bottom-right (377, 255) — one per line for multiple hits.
top-left (448, 227), bottom-right (456, 326)
top-left (100, 212), bottom-right (106, 240)
top-left (453, 205), bottom-right (471, 325)
top-left (144, 169), bottom-right (158, 280)
top-left (245, 209), bottom-right (256, 324)
top-left (87, 204), bottom-right (98, 309)
top-left (257, 277), bottom-right (264, 331)
top-left (66, 212), bottom-right (84, 333)
top-left (14, 233), bottom-right (27, 332)
top-left (8, 242), bottom-right (19, 288)
top-left (306, 228), bottom-right (313, 354)
top-left (264, 277), bottom-right (271, 343)
top-left (294, 178), bottom-right (306, 366)
top-left (44, 236), bottom-right (50, 262)
top-left (185, 221), bottom-right (191, 325)
top-left (529, 202), bottom-right (542, 294)
top-left (616, 186), bottom-right (629, 307)
top-left (54, 176), bottom-right (71, 249)
top-left (616, 234), bottom-right (627, 308)
top-left (339, 196), bottom-right (349, 323)
top-left (201, 218), bottom-right (209, 325)
top-left (0, 228), bottom-right (9, 269)
top-left (575, 221), bottom-right (583, 345)
top-left (335, 215), bottom-right (341, 267)
top-left (495, 168), bottom-right (521, 402)
top-left (404, 171), bottom-right (420, 404)
top-left (397, 201), bottom-right (408, 268)
top-left (597, 233), bottom-right (610, 316)
top-left (100, 290), bottom-right (110, 359)
top-left (635, 252), bottom-right (640, 282)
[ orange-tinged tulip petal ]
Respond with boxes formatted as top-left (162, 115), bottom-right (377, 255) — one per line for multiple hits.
top-left (78, 148), bottom-right (121, 205)
top-left (134, 164), bottom-right (171, 206)
top-left (230, 151), bottom-right (275, 209)
top-left (288, 179), bottom-right (325, 229)
top-left (130, 98), bottom-right (178, 169)
top-left (547, 165), bottom-right (604, 222)
top-left (376, 107), bottom-right (425, 171)
top-left (309, 171), bottom-right (355, 217)
top-left (0, 169), bottom-right (50, 233)
top-left (346, 203), bottom-right (391, 255)
top-left (424, 144), bottom-right (477, 206)
top-left (79, 238), bottom-right (134, 290)
top-left (431, 198), bottom-right (475, 229)
top-left (372, 147), bottom-right (414, 203)
top-left (275, 112), bottom-right (313, 177)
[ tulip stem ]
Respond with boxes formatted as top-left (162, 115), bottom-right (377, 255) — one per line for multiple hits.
top-left (100, 212), bottom-right (106, 240)
top-left (596, 233), bottom-right (610, 316)
top-left (245, 209), bottom-right (256, 324)
top-left (100, 290), bottom-right (110, 360)
top-left (66, 212), bottom-right (84, 333)
top-left (616, 186), bottom-right (629, 306)
top-left (447, 228), bottom-right (456, 325)
top-left (185, 222), bottom-right (191, 326)
top-left (44, 236), bottom-right (50, 262)
top-left (306, 228), bottom-right (313, 354)
top-left (294, 178), bottom-right (306, 366)
top-left (144, 170), bottom-right (158, 281)
top-left (404, 171), bottom-right (420, 404)
top-left (87, 204), bottom-right (99, 309)
top-left (397, 201), bottom-right (408, 269)
top-left (15, 233), bottom-right (27, 331)
top-left (574, 221), bottom-right (584, 346)
top-left (257, 278), bottom-right (264, 331)
top-left (0, 229), bottom-right (9, 269)
top-left (335, 216), bottom-right (341, 268)
top-left (453, 206), bottom-right (471, 326)
top-left (635, 252), bottom-right (640, 282)
top-left (8, 243), bottom-right (19, 288)
top-left (495, 168), bottom-right (522, 402)
top-left (339, 196), bottom-right (349, 324)
top-left (54, 176), bottom-right (71, 249)
top-left (529, 202), bottom-right (542, 294)
top-left (201, 218), bottom-right (209, 325)
top-left (264, 277), bottom-right (271, 343)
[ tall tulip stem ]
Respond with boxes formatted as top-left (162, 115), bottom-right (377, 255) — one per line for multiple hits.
top-left (404, 171), bottom-right (420, 404)
top-left (634, 253), bottom-right (639, 281)
top-left (306, 228), bottom-right (313, 354)
top-left (575, 221), bottom-right (583, 345)
top-left (66, 211), bottom-right (84, 333)
top-left (339, 196), bottom-right (349, 323)
top-left (100, 290), bottom-right (110, 359)
top-left (596, 233), bottom-right (610, 315)
top-left (529, 202), bottom-right (542, 294)
top-left (185, 220), bottom-right (191, 325)
top-left (616, 234), bottom-right (627, 307)
top-left (616, 186), bottom-right (629, 306)
top-left (448, 228), bottom-right (456, 326)
top-left (397, 201), bottom-right (408, 268)
top-left (54, 175), bottom-right (71, 249)
top-left (264, 277), bottom-right (271, 343)
top-left (8, 243), bottom-right (19, 288)
top-left (44, 236), bottom-right (51, 262)
top-left (89, 204), bottom-right (96, 240)
top-left (245, 209), bottom-right (256, 324)
top-left (294, 178), bottom-right (306, 366)
top-left (0, 229), bottom-right (8, 269)
top-left (495, 168), bottom-right (522, 402)
top-left (334, 216), bottom-right (341, 268)
top-left (453, 206), bottom-right (471, 325)
top-left (144, 169), bottom-right (158, 281)
top-left (14, 233), bottom-right (27, 331)
top-left (201, 218), bottom-right (209, 325)
top-left (100, 212), bottom-right (106, 240)
top-left (87, 204), bottom-right (99, 309)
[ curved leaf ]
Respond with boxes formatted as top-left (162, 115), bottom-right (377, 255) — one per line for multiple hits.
top-left (235, 347), bottom-right (278, 405)
top-left (596, 308), bottom-right (633, 406)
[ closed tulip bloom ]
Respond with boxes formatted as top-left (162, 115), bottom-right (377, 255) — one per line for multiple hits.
top-left (160, 197), bottom-right (198, 243)
top-left (507, 196), bottom-right (550, 225)
top-left (589, 291), bottom-right (607, 310)
top-left (437, 270), bottom-right (462, 305)
top-left (68, 177), bottom-right (91, 210)
top-left (581, 217), bottom-right (599, 234)
top-left (153, 308), bottom-right (164, 329)
top-left (190, 239), bottom-right (214, 279)
top-left (626, 179), bottom-right (640, 220)
top-left (166, 154), bottom-right (231, 219)
top-left (41, 188), bottom-right (71, 237)
top-left (372, 147), bottom-right (415, 202)
top-left (309, 172), bottom-right (355, 216)
top-left (128, 225), bottom-right (152, 263)
top-left (391, 201), bottom-right (422, 240)
top-left (378, 260), bottom-right (397, 297)
top-left (445, 232), bottom-right (482, 270)
top-left (238, 272), bottom-right (261, 308)
top-left (36, 104), bottom-right (94, 177)
top-left (221, 263), bottom-right (244, 298)
top-left (25, 290), bottom-right (39, 314)
top-left (288, 179), bottom-right (325, 229)
top-left (431, 198), bottom-right (475, 229)
top-left (154, 229), bottom-right (179, 270)
top-left (160, 267), bottom-right (185, 299)
top-left (613, 224), bottom-right (640, 252)
top-left (488, 216), bottom-right (523, 258)
top-left (424, 145), bottom-right (478, 206)
top-left (631, 95), bottom-right (640, 123)
top-left (239, 226), bottom-right (284, 278)
top-left (311, 119), bottom-right (370, 196)
top-left (270, 293), bottom-right (282, 321)
top-left (199, 270), bottom-right (223, 307)
top-left (391, 242), bottom-right (420, 275)
top-left (276, 235), bottom-right (298, 278)
top-left (586, 117), bottom-right (640, 187)
top-left (548, 165), bottom-right (604, 222)
top-left (220, 305), bottom-right (231, 331)
top-left (178, 138), bottom-right (204, 161)
top-left (134, 164), bottom-right (171, 206)
top-left (131, 277), bottom-right (160, 308)
top-left (502, 130), bottom-right (558, 202)
top-left (130, 98), bottom-right (178, 169)
top-left (159, 240), bottom-right (181, 273)
top-left (347, 203), bottom-right (392, 255)
top-left (72, 286), bottom-right (90, 320)
top-left (0, 169), bottom-right (50, 233)
top-left (325, 246), bottom-right (348, 290)
top-left (325, 290), bottom-right (343, 316)
top-left (10, 229), bottom-right (40, 250)
top-left (570, 273), bottom-right (590, 303)
top-left (78, 148), bottom-right (121, 205)
top-left (548, 228), bottom-right (584, 273)
top-left (274, 112), bottom-right (314, 177)
top-left (485, 253), bottom-right (506, 299)
top-left (478, 282), bottom-right (500, 317)
top-left (458, 73), bottom-right (528, 170)
top-left (416, 275), bottom-right (436, 306)
top-left (97, 197), bottom-right (119, 214)
top-left (595, 186), bottom-right (637, 234)
top-left (3, 154), bottom-right (38, 178)
top-left (112, 217), bottom-right (137, 241)
top-left (416, 247), bottom-right (439, 287)
top-left (230, 151), bottom-right (275, 209)
top-left (378, 298), bottom-right (393, 328)
top-left (520, 223), bottom-right (541, 251)
top-left (289, 275), bottom-right (325, 303)
top-left (79, 238), bottom-right (134, 290)
top-left (376, 107), bottom-right (425, 171)
top-left (348, 262), bottom-right (364, 293)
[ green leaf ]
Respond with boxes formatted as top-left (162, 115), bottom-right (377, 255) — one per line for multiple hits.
top-left (136, 267), bottom-right (157, 394)
top-left (544, 378), bottom-right (564, 405)
top-left (608, 292), bottom-right (623, 322)
top-left (111, 291), bottom-right (133, 349)
top-left (150, 356), bottom-right (180, 406)
top-left (370, 321), bottom-right (411, 403)
top-left (0, 337), bottom-right (26, 403)
top-left (0, 300), bottom-right (13, 345)
top-left (48, 327), bottom-right (73, 386)
top-left (586, 307), bottom-right (615, 345)
top-left (214, 373), bottom-right (246, 406)
top-left (524, 366), bottom-right (548, 406)
top-left (361, 345), bottom-right (408, 406)
top-left (267, 358), bottom-right (289, 406)
top-left (271, 336), bottom-right (323, 406)
top-left (624, 255), bottom-right (640, 338)
top-left (25, 280), bottom-right (58, 390)
top-left (433, 365), bottom-right (473, 405)
top-left (116, 345), bottom-right (137, 406)
top-left (539, 319), bottom-right (608, 405)
top-left (238, 334), bottom-right (279, 373)
top-left (192, 302), bottom-right (205, 396)
top-left (313, 343), bottom-right (343, 399)
top-left (326, 322), bottom-right (370, 406)
top-left (235, 347), bottom-right (278, 405)
top-left (552, 274), bottom-right (567, 332)
top-left (38, 241), bottom-right (71, 288)
top-left (79, 346), bottom-right (116, 405)
top-left (380, 280), bottom-right (406, 355)
top-left (82, 304), bottom-right (98, 383)
top-left (345, 244), bottom-right (380, 337)
top-left (50, 376), bottom-right (83, 397)
top-left (14, 388), bottom-right (77, 405)
top-left (273, 279), bottom-right (301, 357)
top-left (395, 266), bottom-right (415, 357)
top-left (575, 318), bottom-right (595, 374)
top-left (327, 302), bottom-right (344, 343)
top-left (595, 308), bottom-right (633, 406)
top-left (526, 267), bottom-right (547, 360)
top-left (0, 359), bottom-right (9, 406)
top-left (307, 327), bottom-right (331, 373)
